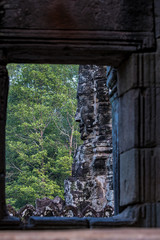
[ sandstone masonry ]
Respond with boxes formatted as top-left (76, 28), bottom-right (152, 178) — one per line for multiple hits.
top-left (64, 65), bottom-right (114, 213)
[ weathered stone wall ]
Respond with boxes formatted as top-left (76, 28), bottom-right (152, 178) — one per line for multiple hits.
top-left (65, 65), bottom-right (114, 213)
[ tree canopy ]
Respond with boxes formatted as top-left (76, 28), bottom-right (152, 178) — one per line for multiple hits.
top-left (6, 64), bottom-right (82, 209)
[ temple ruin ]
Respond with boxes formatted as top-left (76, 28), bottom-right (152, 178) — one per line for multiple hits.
top-left (0, 0), bottom-right (160, 232)
top-left (65, 65), bottom-right (113, 213)
top-left (6, 65), bottom-right (114, 221)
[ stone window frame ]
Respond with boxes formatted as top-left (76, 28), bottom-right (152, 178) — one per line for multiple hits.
top-left (1, 0), bottom-right (159, 229)
top-left (0, 47), bottom-right (154, 230)
top-left (0, 61), bottom-right (137, 230)
top-left (0, 0), bottom-right (156, 226)
top-left (1, 49), bottom-right (158, 229)
top-left (0, 42), bottom-right (156, 230)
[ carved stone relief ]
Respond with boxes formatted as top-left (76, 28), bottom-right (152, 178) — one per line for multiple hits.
top-left (65, 65), bottom-right (114, 212)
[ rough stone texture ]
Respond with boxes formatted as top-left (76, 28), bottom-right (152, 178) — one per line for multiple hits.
top-left (120, 149), bottom-right (139, 206)
top-left (65, 65), bottom-right (113, 212)
top-left (0, 0), bottom-right (153, 32)
top-left (7, 198), bottom-right (114, 224)
top-left (155, 0), bottom-right (160, 38)
top-left (117, 39), bottom-right (160, 226)
top-left (1, 229), bottom-right (160, 240)
top-left (0, 65), bottom-right (9, 219)
top-left (0, 1), bottom-right (155, 66)
top-left (18, 205), bottom-right (36, 224)
top-left (106, 67), bottom-right (120, 215)
top-left (105, 38), bottom-right (160, 224)
top-left (36, 196), bottom-right (65, 214)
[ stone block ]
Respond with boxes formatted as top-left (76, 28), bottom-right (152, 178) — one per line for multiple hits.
top-left (118, 53), bottom-right (158, 96)
top-left (0, 65), bottom-right (9, 121)
top-left (142, 203), bottom-right (160, 227)
top-left (155, 0), bottom-right (160, 38)
top-left (138, 148), bottom-right (156, 203)
top-left (0, 0), bottom-right (153, 33)
top-left (110, 95), bottom-right (119, 214)
top-left (119, 86), bottom-right (158, 153)
top-left (4, 229), bottom-right (160, 238)
top-left (119, 89), bottom-right (139, 153)
top-left (118, 55), bottom-right (138, 95)
top-left (120, 149), bottom-right (139, 206)
top-left (0, 174), bottom-right (6, 219)
top-left (120, 147), bottom-right (160, 207)
top-left (134, 147), bottom-right (160, 203)
top-left (29, 216), bottom-right (88, 229)
top-left (140, 87), bottom-right (156, 147)
top-left (156, 203), bottom-right (160, 227)
top-left (155, 148), bottom-right (160, 201)
top-left (0, 1), bottom-right (155, 65)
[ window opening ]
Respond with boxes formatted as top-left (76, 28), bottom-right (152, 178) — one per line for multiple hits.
top-left (6, 64), bottom-right (114, 227)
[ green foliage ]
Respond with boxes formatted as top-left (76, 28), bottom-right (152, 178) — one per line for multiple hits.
top-left (6, 64), bottom-right (82, 210)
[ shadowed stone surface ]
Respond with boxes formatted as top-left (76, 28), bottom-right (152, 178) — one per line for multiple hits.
top-left (0, 1), bottom-right (155, 65)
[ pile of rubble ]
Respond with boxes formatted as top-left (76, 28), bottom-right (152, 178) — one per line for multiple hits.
top-left (7, 196), bottom-right (114, 224)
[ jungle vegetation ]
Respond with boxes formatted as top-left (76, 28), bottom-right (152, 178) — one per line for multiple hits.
top-left (6, 64), bottom-right (81, 209)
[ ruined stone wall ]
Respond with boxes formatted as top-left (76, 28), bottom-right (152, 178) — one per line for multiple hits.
top-left (64, 65), bottom-right (114, 213)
